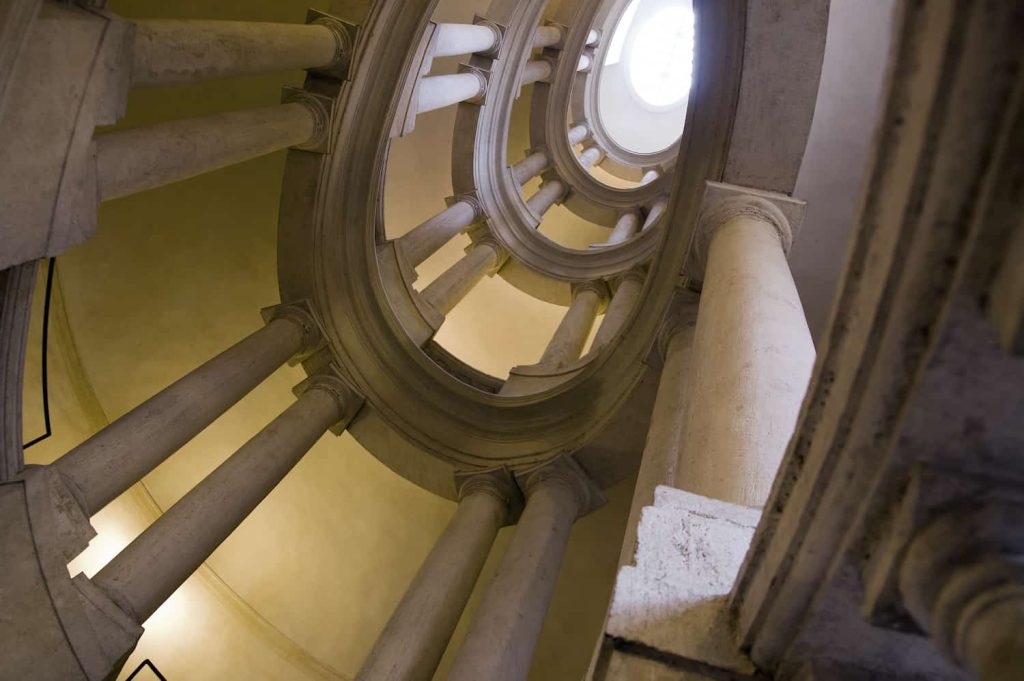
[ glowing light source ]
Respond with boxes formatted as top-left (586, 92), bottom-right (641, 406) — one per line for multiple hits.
top-left (604, 0), bottom-right (639, 65)
top-left (627, 6), bottom-right (695, 108)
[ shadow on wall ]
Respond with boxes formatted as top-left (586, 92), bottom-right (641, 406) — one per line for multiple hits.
top-left (789, 0), bottom-right (898, 343)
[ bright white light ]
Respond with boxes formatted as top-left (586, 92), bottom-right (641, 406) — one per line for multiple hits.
top-left (628, 6), bottom-right (695, 107)
top-left (604, 0), bottom-right (639, 65)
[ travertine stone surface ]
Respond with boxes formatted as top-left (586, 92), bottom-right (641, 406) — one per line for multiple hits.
top-left (678, 186), bottom-right (814, 506)
top-left (605, 486), bottom-right (759, 675)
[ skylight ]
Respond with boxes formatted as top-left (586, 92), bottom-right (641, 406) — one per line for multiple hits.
top-left (627, 6), bottom-right (695, 108)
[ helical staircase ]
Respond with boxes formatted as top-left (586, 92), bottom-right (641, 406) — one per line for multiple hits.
top-left (0, 0), bottom-right (839, 680)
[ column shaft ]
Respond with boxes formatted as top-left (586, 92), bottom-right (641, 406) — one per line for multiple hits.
top-left (96, 102), bottom-right (317, 201)
top-left (540, 286), bottom-right (602, 366)
top-left (578, 146), bottom-right (602, 170)
top-left (521, 60), bottom-right (552, 86)
top-left (398, 200), bottom-right (478, 268)
top-left (591, 274), bottom-right (644, 351)
top-left (641, 197), bottom-right (668, 232)
top-left (617, 307), bottom-right (696, 565)
top-left (433, 23), bottom-right (499, 58)
top-left (640, 169), bottom-right (659, 185)
top-left (605, 211), bottom-right (641, 245)
top-left (533, 26), bottom-right (562, 49)
top-left (55, 316), bottom-right (310, 516)
top-left (421, 243), bottom-right (500, 315)
top-left (526, 181), bottom-right (564, 217)
top-left (132, 19), bottom-right (341, 88)
top-left (578, 54), bottom-right (592, 71)
top-left (512, 151), bottom-right (550, 185)
top-left (357, 491), bottom-right (507, 681)
top-left (446, 480), bottom-right (580, 681)
top-left (567, 124), bottom-right (590, 146)
top-left (93, 386), bottom-right (342, 623)
top-left (679, 217), bottom-right (814, 505)
top-left (417, 73), bottom-right (486, 115)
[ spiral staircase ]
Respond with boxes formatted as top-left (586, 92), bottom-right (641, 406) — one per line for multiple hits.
top-left (2, 1), bottom-right (1023, 681)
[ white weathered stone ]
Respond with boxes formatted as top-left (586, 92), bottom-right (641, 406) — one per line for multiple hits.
top-left (606, 486), bottom-right (759, 675)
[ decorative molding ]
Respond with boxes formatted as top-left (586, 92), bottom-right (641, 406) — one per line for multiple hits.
top-left (472, 15), bottom-right (506, 59)
top-left (514, 453), bottom-right (606, 519)
top-left (455, 466), bottom-right (524, 525)
top-left (281, 87), bottom-right (336, 154)
top-left (457, 62), bottom-right (491, 106)
top-left (686, 181), bottom-right (805, 282)
top-left (260, 299), bottom-right (325, 363)
top-left (306, 10), bottom-right (360, 81)
top-left (292, 366), bottom-right (365, 436)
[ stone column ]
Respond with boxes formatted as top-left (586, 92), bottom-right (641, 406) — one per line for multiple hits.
top-left (92, 376), bottom-right (356, 624)
top-left (900, 503), bottom-right (1024, 681)
top-left (591, 269), bottom-right (645, 352)
top-left (578, 145), bottom-right (603, 170)
top-left (54, 307), bottom-right (319, 516)
top-left (417, 72), bottom-right (487, 115)
top-left (578, 54), bottom-right (592, 71)
top-left (533, 25), bottom-right (562, 49)
top-left (640, 196), bottom-right (668, 232)
top-left (512, 151), bottom-right (550, 185)
top-left (521, 59), bottom-right (552, 86)
top-left (526, 180), bottom-right (565, 217)
top-left (446, 456), bottom-right (604, 681)
top-left (397, 197), bottom-right (482, 268)
top-left (421, 240), bottom-right (504, 316)
top-left (433, 23), bottom-right (501, 58)
top-left (131, 18), bottom-right (350, 88)
top-left (357, 469), bottom-right (522, 681)
top-left (679, 185), bottom-right (814, 506)
top-left (539, 282), bottom-right (605, 367)
top-left (96, 100), bottom-right (325, 201)
top-left (604, 211), bottom-right (641, 245)
top-left (616, 294), bottom-right (698, 563)
top-left (640, 169), bottom-right (659, 186)
top-left (567, 123), bottom-right (590, 146)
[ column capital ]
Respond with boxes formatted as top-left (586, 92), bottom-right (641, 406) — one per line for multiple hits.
top-left (456, 63), bottom-right (491, 105)
top-left (514, 454), bottom-right (606, 519)
top-left (656, 288), bottom-right (700, 363)
top-left (281, 86), bottom-right (336, 154)
top-left (899, 499), bottom-right (1024, 668)
top-left (445, 191), bottom-right (484, 221)
top-left (260, 299), bottom-right (324, 360)
top-left (472, 15), bottom-right (506, 59)
top-left (306, 9), bottom-right (359, 81)
top-left (455, 466), bottom-right (524, 525)
top-left (687, 181), bottom-right (806, 282)
top-left (292, 366), bottom-right (365, 435)
top-left (467, 227), bottom-right (510, 274)
top-left (571, 279), bottom-right (609, 302)
top-left (611, 266), bottom-right (648, 289)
